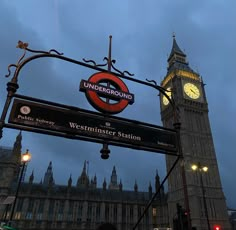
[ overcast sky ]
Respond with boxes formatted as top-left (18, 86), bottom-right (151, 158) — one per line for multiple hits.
top-left (0, 1), bottom-right (235, 208)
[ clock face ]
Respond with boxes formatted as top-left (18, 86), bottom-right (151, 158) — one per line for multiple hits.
top-left (162, 87), bottom-right (172, 105)
top-left (184, 83), bottom-right (200, 99)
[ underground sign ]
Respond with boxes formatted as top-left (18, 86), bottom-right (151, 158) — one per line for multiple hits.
top-left (80, 72), bottom-right (134, 114)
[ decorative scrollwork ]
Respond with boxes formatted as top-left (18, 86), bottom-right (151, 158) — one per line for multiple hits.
top-left (5, 41), bottom-right (64, 78)
top-left (82, 58), bottom-right (108, 67)
top-left (5, 64), bottom-right (18, 78)
top-left (110, 59), bottom-right (134, 76)
top-left (26, 47), bottom-right (63, 55)
top-left (16, 41), bottom-right (28, 49)
top-left (82, 57), bottom-right (134, 76)
top-left (122, 70), bottom-right (134, 77)
top-left (17, 40), bottom-right (63, 55)
top-left (82, 58), bottom-right (97, 66)
top-left (146, 79), bottom-right (157, 86)
top-left (5, 41), bottom-right (28, 77)
top-left (48, 49), bottom-right (64, 55)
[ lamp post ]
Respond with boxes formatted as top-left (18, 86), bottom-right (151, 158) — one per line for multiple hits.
top-left (191, 162), bottom-right (210, 230)
top-left (8, 149), bottom-right (31, 226)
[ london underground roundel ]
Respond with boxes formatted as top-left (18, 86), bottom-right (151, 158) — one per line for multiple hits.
top-left (80, 72), bottom-right (134, 114)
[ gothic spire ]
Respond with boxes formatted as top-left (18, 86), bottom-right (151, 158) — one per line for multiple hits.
top-left (149, 181), bottom-right (152, 192)
top-left (134, 180), bottom-right (138, 192)
top-left (76, 161), bottom-right (89, 188)
top-left (48, 161), bottom-right (52, 170)
top-left (83, 160), bottom-right (87, 173)
top-left (12, 131), bottom-right (22, 160)
top-left (43, 161), bottom-right (54, 185)
top-left (29, 170), bottom-right (34, 183)
top-left (109, 166), bottom-right (119, 190)
top-left (68, 174), bottom-right (72, 187)
top-left (103, 178), bottom-right (107, 190)
top-left (119, 179), bottom-right (123, 191)
top-left (94, 174), bottom-right (97, 187)
top-left (155, 170), bottom-right (161, 192)
top-left (149, 181), bottom-right (153, 198)
top-left (167, 35), bottom-right (195, 74)
top-left (111, 166), bottom-right (117, 184)
top-left (168, 34), bottom-right (186, 61)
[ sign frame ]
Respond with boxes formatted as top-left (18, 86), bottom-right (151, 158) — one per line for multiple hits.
top-left (8, 95), bottom-right (178, 156)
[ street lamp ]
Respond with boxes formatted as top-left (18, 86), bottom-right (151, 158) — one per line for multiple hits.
top-left (191, 162), bottom-right (210, 230)
top-left (8, 149), bottom-right (31, 226)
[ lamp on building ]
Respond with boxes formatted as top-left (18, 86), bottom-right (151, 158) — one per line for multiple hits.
top-left (191, 162), bottom-right (210, 230)
top-left (8, 149), bottom-right (31, 226)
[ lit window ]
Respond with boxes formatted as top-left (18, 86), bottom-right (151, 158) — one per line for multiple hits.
top-left (152, 208), bottom-right (157, 217)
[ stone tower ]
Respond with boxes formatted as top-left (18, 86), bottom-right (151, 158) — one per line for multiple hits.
top-left (0, 132), bottom-right (22, 215)
top-left (77, 160), bottom-right (89, 188)
top-left (108, 166), bottom-right (119, 190)
top-left (43, 161), bottom-right (54, 186)
top-left (160, 36), bottom-right (230, 229)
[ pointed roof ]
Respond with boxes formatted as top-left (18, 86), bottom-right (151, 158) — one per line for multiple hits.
top-left (134, 179), bottom-right (138, 192)
top-left (168, 35), bottom-right (186, 61)
top-left (48, 161), bottom-right (52, 170)
top-left (155, 169), bottom-right (160, 179)
top-left (12, 131), bottom-right (22, 147)
top-left (29, 170), bottom-right (34, 183)
top-left (76, 161), bottom-right (89, 188)
top-left (83, 160), bottom-right (87, 172)
top-left (149, 181), bottom-right (152, 189)
top-left (16, 131), bottom-right (22, 141)
top-left (167, 35), bottom-right (196, 75)
top-left (103, 178), bottom-right (107, 190)
top-left (110, 165), bottom-right (117, 184)
top-left (68, 174), bottom-right (72, 187)
top-left (43, 161), bottom-right (54, 185)
top-left (119, 180), bottom-right (123, 191)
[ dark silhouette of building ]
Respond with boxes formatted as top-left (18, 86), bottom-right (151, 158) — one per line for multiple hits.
top-left (0, 133), bottom-right (168, 230)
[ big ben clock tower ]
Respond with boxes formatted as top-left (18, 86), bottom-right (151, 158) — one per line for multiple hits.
top-left (160, 36), bottom-right (231, 230)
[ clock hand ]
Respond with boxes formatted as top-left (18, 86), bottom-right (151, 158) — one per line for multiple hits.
top-left (190, 89), bottom-right (197, 94)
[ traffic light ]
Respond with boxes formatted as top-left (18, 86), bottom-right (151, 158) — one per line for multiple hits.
top-left (214, 225), bottom-right (221, 230)
top-left (175, 203), bottom-right (188, 230)
top-left (181, 209), bottom-right (188, 230)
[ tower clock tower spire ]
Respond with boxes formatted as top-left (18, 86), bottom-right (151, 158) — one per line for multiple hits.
top-left (161, 36), bottom-right (230, 230)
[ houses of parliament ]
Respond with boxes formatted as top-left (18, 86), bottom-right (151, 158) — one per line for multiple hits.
top-left (0, 37), bottom-right (233, 230)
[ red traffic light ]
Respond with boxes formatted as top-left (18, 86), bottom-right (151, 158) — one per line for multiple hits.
top-left (214, 225), bottom-right (220, 230)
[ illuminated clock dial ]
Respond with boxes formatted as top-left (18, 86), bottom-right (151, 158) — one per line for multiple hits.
top-left (162, 87), bottom-right (172, 105)
top-left (183, 83), bottom-right (200, 99)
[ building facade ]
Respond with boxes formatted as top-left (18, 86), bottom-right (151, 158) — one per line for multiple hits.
top-left (0, 133), bottom-right (169, 230)
top-left (160, 36), bottom-right (231, 230)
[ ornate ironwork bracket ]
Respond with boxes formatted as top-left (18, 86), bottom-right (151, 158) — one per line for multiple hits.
top-left (0, 38), bottom-right (182, 230)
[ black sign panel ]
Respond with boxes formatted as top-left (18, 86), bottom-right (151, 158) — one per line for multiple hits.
top-left (8, 99), bottom-right (178, 154)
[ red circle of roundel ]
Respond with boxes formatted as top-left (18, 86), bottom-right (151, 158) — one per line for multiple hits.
top-left (86, 72), bottom-right (130, 114)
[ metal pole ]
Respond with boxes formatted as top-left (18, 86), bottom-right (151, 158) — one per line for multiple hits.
top-left (181, 162), bottom-right (192, 230)
top-left (199, 171), bottom-right (210, 230)
top-left (8, 162), bottom-right (25, 226)
top-left (133, 155), bottom-right (180, 230)
top-left (174, 122), bottom-right (192, 230)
